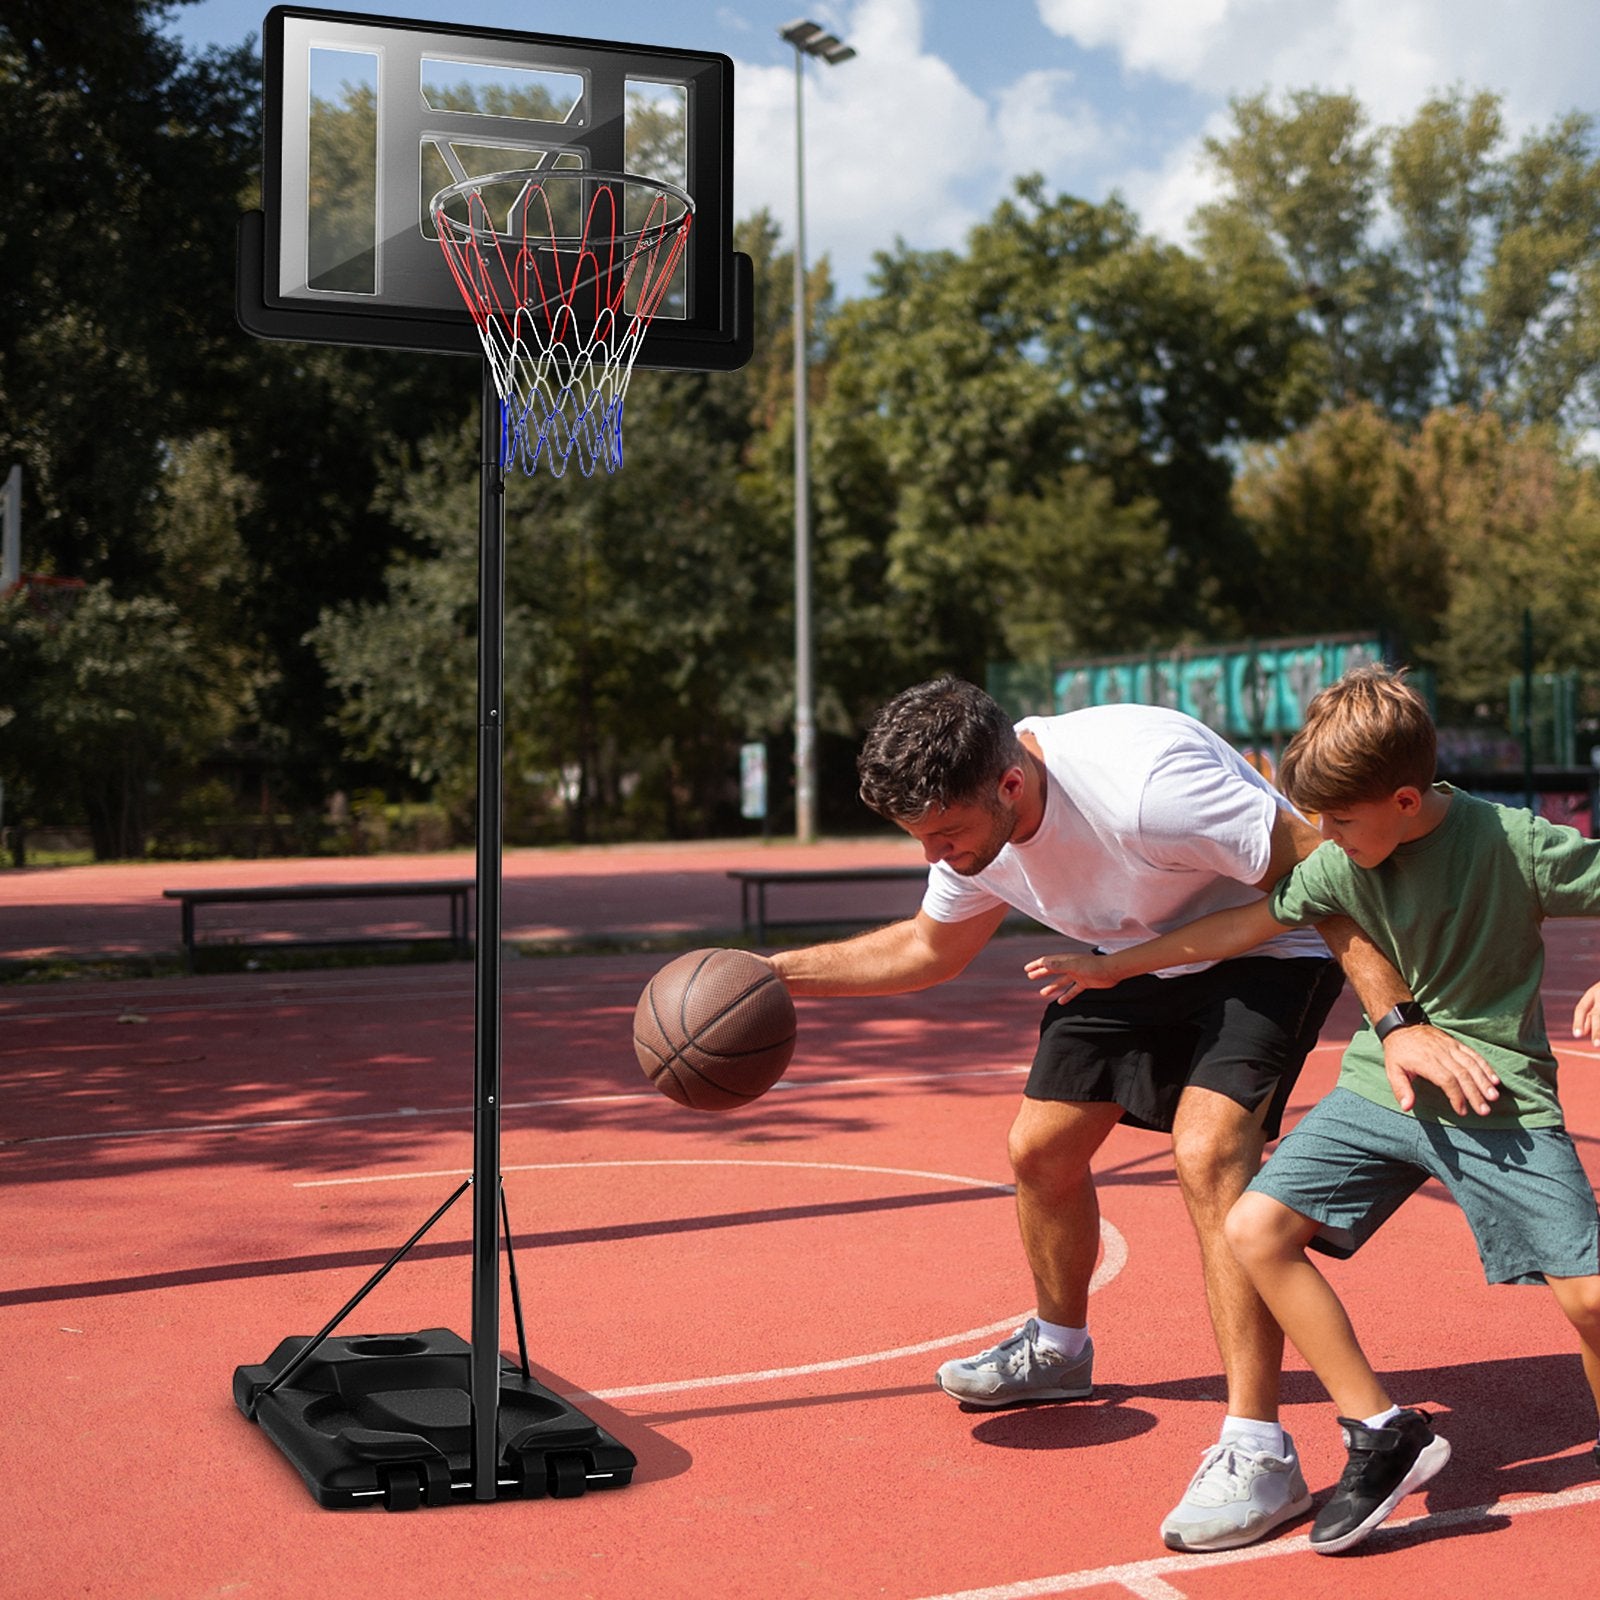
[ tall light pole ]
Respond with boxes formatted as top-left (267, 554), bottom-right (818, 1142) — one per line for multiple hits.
top-left (780, 18), bottom-right (855, 844)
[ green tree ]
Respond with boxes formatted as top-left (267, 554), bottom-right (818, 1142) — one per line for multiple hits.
top-left (310, 310), bottom-right (792, 842)
top-left (25, 584), bottom-right (233, 857)
top-left (1198, 91), bottom-right (1410, 411)
top-left (1232, 402), bottom-right (1446, 652)
top-left (1409, 410), bottom-right (1600, 705)
top-left (808, 177), bottom-right (1316, 704)
top-left (1235, 401), bottom-right (1600, 716)
top-left (1467, 112), bottom-right (1600, 429)
top-left (0, 3), bottom-right (261, 587)
top-left (1201, 87), bottom-right (1600, 431)
top-left (1386, 89), bottom-right (1505, 407)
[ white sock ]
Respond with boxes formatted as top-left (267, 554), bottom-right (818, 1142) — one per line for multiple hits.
top-left (1220, 1415), bottom-right (1286, 1457)
top-left (1031, 1317), bottom-right (1089, 1360)
top-left (1362, 1404), bottom-right (1404, 1430)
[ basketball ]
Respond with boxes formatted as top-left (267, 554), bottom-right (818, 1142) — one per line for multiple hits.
top-left (633, 948), bottom-right (796, 1110)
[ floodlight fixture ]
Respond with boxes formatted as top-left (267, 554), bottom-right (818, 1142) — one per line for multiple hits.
top-left (781, 19), bottom-right (857, 63)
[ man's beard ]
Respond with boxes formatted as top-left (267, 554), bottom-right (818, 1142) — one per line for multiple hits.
top-left (950, 805), bottom-right (1014, 876)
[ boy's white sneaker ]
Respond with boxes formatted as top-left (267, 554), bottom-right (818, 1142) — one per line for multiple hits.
top-left (1160, 1432), bottom-right (1312, 1551)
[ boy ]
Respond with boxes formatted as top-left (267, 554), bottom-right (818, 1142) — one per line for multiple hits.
top-left (1025, 665), bottom-right (1600, 1554)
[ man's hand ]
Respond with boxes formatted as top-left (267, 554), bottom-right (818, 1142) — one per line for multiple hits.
top-left (1382, 1024), bottom-right (1500, 1116)
top-left (1024, 950), bottom-right (1125, 1000)
top-left (1573, 982), bottom-right (1600, 1045)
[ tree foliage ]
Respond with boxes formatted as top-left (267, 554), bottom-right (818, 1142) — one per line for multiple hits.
top-left (1234, 403), bottom-right (1600, 709)
top-left (5, 13), bottom-right (1598, 857)
top-left (1202, 87), bottom-right (1600, 429)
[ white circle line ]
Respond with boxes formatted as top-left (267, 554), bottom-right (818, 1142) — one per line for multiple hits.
top-left (297, 1154), bottom-right (1130, 1401)
top-left (585, 1218), bottom-right (1128, 1401)
top-left (300, 1154), bottom-right (1131, 1402)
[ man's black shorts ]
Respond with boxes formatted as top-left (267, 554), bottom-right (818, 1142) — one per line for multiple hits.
top-left (1027, 956), bottom-right (1344, 1137)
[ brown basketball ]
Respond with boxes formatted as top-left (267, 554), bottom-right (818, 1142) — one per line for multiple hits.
top-left (633, 948), bottom-right (796, 1111)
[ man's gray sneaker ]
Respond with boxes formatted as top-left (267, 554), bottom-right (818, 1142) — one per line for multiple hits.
top-left (1160, 1433), bottom-right (1312, 1552)
top-left (934, 1319), bottom-right (1093, 1407)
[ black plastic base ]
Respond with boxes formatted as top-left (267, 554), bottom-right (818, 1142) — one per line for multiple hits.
top-left (234, 1328), bottom-right (635, 1509)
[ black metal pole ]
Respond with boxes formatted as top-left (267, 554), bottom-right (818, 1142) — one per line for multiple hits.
top-left (471, 362), bottom-right (506, 1498)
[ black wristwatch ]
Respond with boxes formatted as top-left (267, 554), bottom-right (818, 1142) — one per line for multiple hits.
top-left (1374, 1001), bottom-right (1429, 1042)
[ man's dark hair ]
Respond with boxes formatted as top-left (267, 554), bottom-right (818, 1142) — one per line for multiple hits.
top-left (856, 677), bottom-right (1023, 821)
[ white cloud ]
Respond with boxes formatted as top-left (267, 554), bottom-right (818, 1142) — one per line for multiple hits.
top-left (999, 70), bottom-right (1111, 182)
top-left (735, 0), bottom-right (1116, 292)
top-left (732, 0), bottom-right (1600, 297)
top-left (735, 0), bottom-right (993, 287)
top-left (1114, 124), bottom-right (1225, 247)
top-left (1038, 0), bottom-right (1600, 244)
top-left (1039, 0), bottom-right (1242, 82)
top-left (1037, 0), bottom-right (1600, 132)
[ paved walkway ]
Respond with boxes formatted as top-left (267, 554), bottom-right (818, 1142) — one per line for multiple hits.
top-left (0, 836), bottom-right (932, 963)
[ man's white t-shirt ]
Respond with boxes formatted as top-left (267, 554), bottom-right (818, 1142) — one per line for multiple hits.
top-left (921, 704), bottom-right (1328, 975)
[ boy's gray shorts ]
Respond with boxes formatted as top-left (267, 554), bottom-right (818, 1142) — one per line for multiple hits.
top-left (1250, 1086), bottom-right (1600, 1285)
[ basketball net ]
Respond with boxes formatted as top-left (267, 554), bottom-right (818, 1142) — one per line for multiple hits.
top-left (431, 171), bottom-right (694, 477)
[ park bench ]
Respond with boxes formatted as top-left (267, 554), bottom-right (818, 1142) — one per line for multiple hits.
top-left (727, 865), bottom-right (928, 944)
top-left (163, 879), bottom-right (474, 970)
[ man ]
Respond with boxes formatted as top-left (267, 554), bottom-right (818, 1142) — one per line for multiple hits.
top-left (765, 677), bottom-right (1495, 1551)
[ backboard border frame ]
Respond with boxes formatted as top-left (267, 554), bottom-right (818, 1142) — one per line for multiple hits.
top-left (240, 4), bottom-right (752, 371)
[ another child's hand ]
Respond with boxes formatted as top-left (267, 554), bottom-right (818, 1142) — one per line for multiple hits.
top-left (1024, 951), bottom-right (1122, 1001)
top-left (1574, 982), bottom-right (1600, 1045)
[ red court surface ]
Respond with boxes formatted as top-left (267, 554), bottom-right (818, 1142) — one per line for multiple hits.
top-left (3, 865), bottom-right (1600, 1597)
top-left (0, 838), bottom-right (931, 966)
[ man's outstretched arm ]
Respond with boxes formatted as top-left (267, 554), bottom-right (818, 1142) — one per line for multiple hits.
top-left (767, 904), bottom-right (1008, 998)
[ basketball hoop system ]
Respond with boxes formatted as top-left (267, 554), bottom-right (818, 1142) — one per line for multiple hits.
top-left (431, 170), bottom-right (694, 477)
top-left (230, 12), bottom-right (753, 1511)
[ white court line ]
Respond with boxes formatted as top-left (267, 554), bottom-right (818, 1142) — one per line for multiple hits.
top-left (908, 1481), bottom-right (1600, 1600)
top-left (585, 1309), bottom-right (1054, 1401)
top-left (295, 1155), bottom-right (1021, 1190)
top-left (589, 1214), bottom-right (1126, 1400)
top-left (291, 1156), bottom-right (1129, 1401)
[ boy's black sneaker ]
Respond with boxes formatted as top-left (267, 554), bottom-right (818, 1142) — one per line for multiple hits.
top-left (1310, 1408), bottom-right (1451, 1555)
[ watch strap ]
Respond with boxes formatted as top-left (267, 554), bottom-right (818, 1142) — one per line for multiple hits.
top-left (1374, 1001), bottom-right (1428, 1042)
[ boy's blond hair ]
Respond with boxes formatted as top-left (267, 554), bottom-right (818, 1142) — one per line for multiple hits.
top-left (1279, 664), bottom-right (1436, 813)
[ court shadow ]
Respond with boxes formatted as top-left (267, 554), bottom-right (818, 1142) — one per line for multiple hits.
top-left (966, 1393), bottom-right (1158, 1450)
top-left (1375, 1351), bottom-right (1600, 1502)
top-left (959, 1352), bottom-right (1600, 1505)
top-left (992, 1353), bottom-right (1600, 1509)
top-left (624, 1381), bottom-right (936, 1427)
top-left (545, 1384), bottom-right (694, 1487)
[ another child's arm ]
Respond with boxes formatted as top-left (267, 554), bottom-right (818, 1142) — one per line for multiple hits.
top-left (1575, 982), bottom-right (1600, 1045)
top-left (1025, 898), bottom-right (1287, 1000)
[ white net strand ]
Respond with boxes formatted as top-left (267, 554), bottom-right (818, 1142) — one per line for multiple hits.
top-left (432, 173), bottom-right (694, 478)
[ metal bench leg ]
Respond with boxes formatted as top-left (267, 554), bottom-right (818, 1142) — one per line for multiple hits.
top-left (182, 902), bottom-right (196, 972)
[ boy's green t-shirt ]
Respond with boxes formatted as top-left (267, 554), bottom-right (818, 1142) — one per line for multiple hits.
top-left (1269, 786), bottom-right (1600, 1129)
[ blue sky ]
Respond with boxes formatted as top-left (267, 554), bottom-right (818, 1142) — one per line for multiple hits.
top-left (162, 0), bottom-right (1600, 298)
